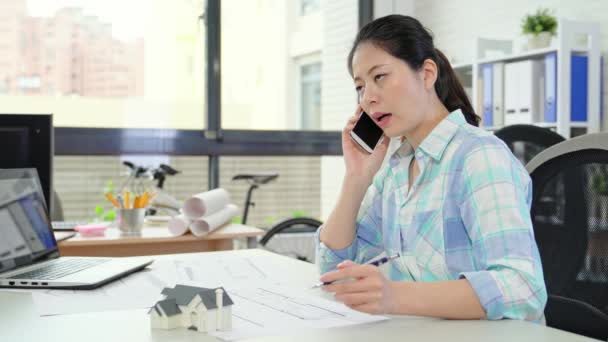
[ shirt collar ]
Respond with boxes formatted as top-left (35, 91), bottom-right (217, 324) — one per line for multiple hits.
top-left (392, 109), bottom-right (467, 163)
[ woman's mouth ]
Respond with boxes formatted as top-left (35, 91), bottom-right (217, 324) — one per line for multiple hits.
top-left (373, 112), bottom-right (392, 127)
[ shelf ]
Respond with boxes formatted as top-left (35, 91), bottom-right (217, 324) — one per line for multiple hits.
top-left (476, 46), bottom-right (589, 65)
top-left (534, 122), bottom-right (557, 128)
top-left (484, 121), bottom-right (588, 131)
top-left (452, 62), bottom-right (473, 70)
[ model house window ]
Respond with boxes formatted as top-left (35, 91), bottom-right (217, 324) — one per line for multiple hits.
top-left (300, 62), bottom-right (321, 130)
top-left (300, 0), bottom-right (320, 16)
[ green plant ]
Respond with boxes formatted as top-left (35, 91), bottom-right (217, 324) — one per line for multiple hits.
top-left (291, 210), bottom-right (307, 218)
top-left (592, 173), bottom-right (608, 196)
top-left (94, 205), bottom-right (116, 221)
top-left (94, 179), bottom-right (117, 221)
top-left (522, 8), bottom-right (557, 36)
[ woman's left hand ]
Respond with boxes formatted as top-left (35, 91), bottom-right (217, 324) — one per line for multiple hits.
top-left (320, 260), bottom-right (396, 314)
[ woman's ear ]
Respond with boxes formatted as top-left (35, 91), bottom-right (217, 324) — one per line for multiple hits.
top-left (421, 59), bottom-right (438, 91)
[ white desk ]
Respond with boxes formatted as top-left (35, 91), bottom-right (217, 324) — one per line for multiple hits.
top-left (0, 249), bottom-right (596, 342)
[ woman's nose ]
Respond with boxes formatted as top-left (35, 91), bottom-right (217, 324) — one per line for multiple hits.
top-left (360, 87), bottom-right (378, 107)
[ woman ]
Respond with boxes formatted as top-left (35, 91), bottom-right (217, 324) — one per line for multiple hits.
top-left (316, 14), bottom-right (547, 321)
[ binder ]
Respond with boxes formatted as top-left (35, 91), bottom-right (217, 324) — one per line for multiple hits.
top-left (544, 53), bottom-right (557, 122)
top-left (481, 64), bottom-right (493, 127)
top-left (571, 55), bottom-right (588, 122)
top-left (504, 60), bottom-right (543, 125)
top-left (492, 63), bottom-right (504, 127)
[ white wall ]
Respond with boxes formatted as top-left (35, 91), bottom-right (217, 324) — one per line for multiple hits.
top-left (320, 0), bottom-right (358, 220)
top-left (374, 0), bottom-right (414, 18)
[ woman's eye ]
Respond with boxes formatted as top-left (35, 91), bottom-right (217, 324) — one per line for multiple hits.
top-left (375, 74), bottom-right (386, 81)
top-left (355, 86), bottom-right (363, 93)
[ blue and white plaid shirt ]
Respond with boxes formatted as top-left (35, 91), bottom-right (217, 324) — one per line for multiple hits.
top-left (316, 109), bottom-right (547, 321)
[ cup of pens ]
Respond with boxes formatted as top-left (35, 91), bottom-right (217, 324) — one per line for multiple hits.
top-left (106, 191), bottom-right (154, 236)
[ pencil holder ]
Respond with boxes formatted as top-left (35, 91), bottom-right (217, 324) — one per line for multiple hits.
top-left (119, 208), bottom-right (145, 236)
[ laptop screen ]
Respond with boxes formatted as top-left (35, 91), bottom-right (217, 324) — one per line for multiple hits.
top-left (0, 169), bottom-right (58, 274)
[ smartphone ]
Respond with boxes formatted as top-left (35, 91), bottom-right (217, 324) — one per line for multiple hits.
top-left (349, 112), bottom-right (384, 153)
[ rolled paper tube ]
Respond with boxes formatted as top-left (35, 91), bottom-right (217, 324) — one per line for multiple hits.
top-left (168, 214), bottom-right (191, 236)
top-left (190, 204), bottom-right (239, 237)
top-left (183, 188), bottom-right (231, 219)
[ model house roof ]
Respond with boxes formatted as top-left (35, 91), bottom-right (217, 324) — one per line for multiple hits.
top-left (149, 298), bottom-right (182, 317)
top-left (160, 284), bottom-right (234, 310)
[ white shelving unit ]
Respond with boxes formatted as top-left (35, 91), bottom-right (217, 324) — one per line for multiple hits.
top-left (453, 19), bottom-right (601, 138)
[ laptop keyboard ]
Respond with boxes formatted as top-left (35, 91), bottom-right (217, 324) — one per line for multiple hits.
top-left (11, 258), bottom-right (111, 280)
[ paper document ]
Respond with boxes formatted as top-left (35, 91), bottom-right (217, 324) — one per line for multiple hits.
top-left (210, 284), bottom-right (388, 341)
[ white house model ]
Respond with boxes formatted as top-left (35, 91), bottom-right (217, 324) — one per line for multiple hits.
top-left (149, 284), bottom-right (234, 333)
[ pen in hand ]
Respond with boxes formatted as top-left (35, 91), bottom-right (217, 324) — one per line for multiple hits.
top-left (312, 253), bottom-right (400, 288)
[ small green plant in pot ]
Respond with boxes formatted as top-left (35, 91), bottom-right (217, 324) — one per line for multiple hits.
top-left (522, 8), bottom-right (557, 49)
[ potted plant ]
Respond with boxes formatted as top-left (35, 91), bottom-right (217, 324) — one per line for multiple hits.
top-left (521, 8), bottom-right (558, 49)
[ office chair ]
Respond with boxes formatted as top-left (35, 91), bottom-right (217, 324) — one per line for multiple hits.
top-left (526, 132), bottom-right (608, 340)
top-left (259, 217), bottom-right (322, 263)
top-left (51, 190), bottom-right (64, 221)
top-left (494, 124), bottom-right (565, 165)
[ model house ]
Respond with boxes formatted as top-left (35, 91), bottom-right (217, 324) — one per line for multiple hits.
top-left (149, 284), bottom-right (233, 333)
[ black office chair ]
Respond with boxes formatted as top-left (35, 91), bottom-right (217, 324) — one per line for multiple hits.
top-left (494, 124), bottom-right (565, 165)
top-left (259, 217), bottom-right (322, 263)
top-left (526, 132), bottom-right (608, 340)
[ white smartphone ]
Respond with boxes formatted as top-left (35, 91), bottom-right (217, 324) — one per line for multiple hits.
top-left (349, 111), bottom-right (384, 153)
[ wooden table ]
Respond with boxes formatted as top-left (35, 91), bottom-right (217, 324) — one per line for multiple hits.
top-left (57, 223), bottom-right (264, 257)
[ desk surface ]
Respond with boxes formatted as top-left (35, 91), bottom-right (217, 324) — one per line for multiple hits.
top-left (57, 223), bottom-right (264, 257)
top-left (0, 249), bottom-right (596, 342)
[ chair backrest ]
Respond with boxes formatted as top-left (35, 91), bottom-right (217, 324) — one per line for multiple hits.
top-left (494, 124), bottom-right (565, 165)
top-left (259, 217), bottom-right (321, 263)
top-left (526, 132), bottom-right (608, 339)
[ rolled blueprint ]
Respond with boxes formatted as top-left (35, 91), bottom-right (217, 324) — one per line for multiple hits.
top-left (168, 214), bottom-right (191, 236)
top-left (189, 204), bottom-right (239, 237)
top-left (183, 188), bottom-right (231, 219)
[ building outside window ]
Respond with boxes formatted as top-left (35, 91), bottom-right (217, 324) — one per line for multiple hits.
top-left (299, 62), bottom-right (321, 130)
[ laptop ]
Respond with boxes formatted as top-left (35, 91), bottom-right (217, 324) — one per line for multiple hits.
top-left (0, 168), bottom-right (153, 289)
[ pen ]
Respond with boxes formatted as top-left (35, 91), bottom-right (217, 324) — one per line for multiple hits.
top-left (312, 253), bottom-right (401, 288)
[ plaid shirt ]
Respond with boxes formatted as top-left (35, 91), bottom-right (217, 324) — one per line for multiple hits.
top-left (316, 109), bottom-right (547, 321)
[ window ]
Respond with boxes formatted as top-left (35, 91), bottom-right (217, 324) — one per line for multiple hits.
top-left (2, 0), bottom-right (206, 130)
top-left (54, 155), bottom-right (208, 221)
top-left (220, 156), bottom-right (321, 228)
top-left (299, 62), bottom-right (321, 130)
top-left (221, 0), bottom-right (355, 131)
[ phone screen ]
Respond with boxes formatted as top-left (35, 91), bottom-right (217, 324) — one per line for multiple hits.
top-left (351, 112), bottom-right (384, 151)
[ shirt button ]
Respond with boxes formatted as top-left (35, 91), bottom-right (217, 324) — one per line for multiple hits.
top-left (416, 152), bottom-right (423, 158)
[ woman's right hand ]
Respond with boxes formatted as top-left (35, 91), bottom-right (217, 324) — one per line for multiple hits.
top-left (342, 107), bottom-right (391, 186)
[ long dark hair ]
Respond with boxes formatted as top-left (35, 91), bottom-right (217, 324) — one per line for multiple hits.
top-left (347, 15), bottom-right (480, 127)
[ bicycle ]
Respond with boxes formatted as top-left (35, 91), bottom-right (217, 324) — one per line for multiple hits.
top-left (232, 172), bottom-right (322, 262)
top-left (120, 161), bottom-right (182, 217)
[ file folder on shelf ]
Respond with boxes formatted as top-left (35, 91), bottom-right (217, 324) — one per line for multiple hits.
top-left (504, 60), bottom-right (543, 125)
top-left (481, 64), bottom-right (493, 127)
top-left (492, 63), bottom-right (504, 127)
top-left (571, 55), bottom-right (588, 122)
top-left (544, 53), bottom-right (557, 122)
